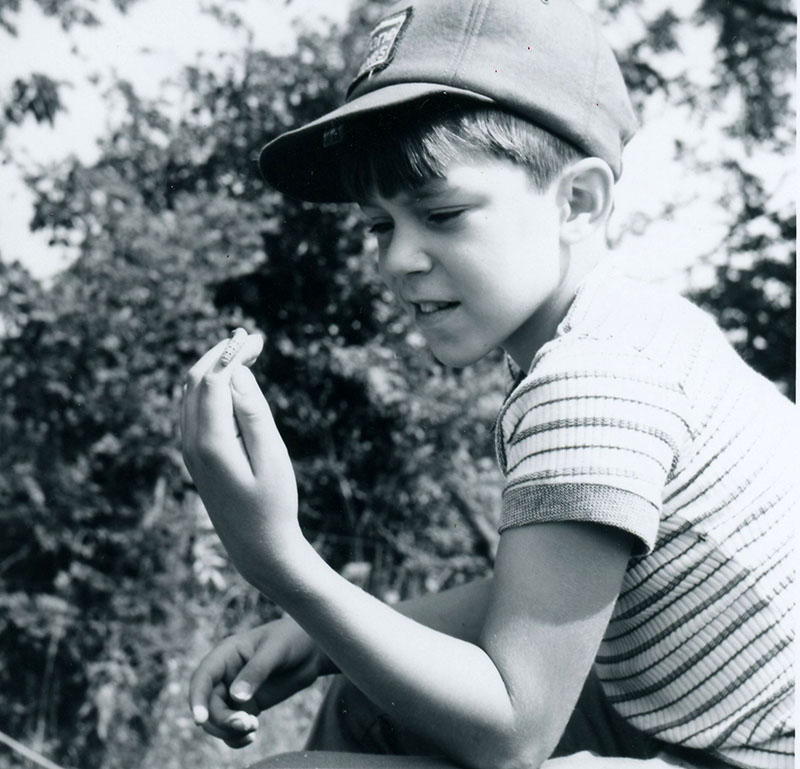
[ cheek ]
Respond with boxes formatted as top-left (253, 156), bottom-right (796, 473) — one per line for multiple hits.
top-left (376, 252), bottom-right (395, 288)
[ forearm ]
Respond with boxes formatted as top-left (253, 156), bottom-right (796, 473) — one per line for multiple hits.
top-left (247, 539), bottom-right (524, 769)
top-left (181, 348), bottom-right (613, 769)
top-left (315, 576), bottom-right (493, 675)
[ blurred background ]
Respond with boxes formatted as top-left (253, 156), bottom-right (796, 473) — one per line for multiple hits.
top-left (0, 0), bottom-right (795, 767)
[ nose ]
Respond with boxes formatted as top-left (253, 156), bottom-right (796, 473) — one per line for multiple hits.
top-left (378, 224), bottom-right (433, 280)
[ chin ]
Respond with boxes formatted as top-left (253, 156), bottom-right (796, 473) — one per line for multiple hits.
top-left (430, 346), bottom-right (489, 369)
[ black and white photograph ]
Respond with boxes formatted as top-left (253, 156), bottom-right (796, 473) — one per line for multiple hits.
top-left (0, 1), bottom-right (795, 768)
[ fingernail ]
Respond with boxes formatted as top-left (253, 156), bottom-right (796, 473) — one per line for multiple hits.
top-left (228, 713), bottom-right (255, 731)
top-left (230, 681), bottom-right (252, 701)
top-left (192, 705), bottom-right (208, 725)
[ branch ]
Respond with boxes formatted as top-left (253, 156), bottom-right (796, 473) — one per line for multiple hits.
top-left (0, 729), bottom-right (78, 769)
top-left (34, 617), bottom-right (65, 755)
top-left (447, 484), bottom-right (499, 562)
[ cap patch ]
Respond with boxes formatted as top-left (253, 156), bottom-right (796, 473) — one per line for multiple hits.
top-left (353, 8), bottom-right (412, 84)
top-left (323, 123), bottom-right (344, 148)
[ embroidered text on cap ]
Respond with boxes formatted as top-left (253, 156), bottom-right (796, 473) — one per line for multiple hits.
top-left (352, 8), bottom-right (413, 87)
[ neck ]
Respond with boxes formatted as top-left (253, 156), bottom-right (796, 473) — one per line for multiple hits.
top-left (505, 239), bottom-right (605, 371)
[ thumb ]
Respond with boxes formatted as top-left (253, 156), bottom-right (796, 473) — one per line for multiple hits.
top-left (228, 638), bottom-right (285, 705)
top-left (229, 366), bottom-right (272, 425)
top-left (229, 366), bottom-right (285, 472)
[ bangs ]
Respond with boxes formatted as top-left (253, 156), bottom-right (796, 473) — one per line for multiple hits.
top-left (339, 105), bottom-right (461, 202)
top-left (338, 98), bottom-right (584, 202)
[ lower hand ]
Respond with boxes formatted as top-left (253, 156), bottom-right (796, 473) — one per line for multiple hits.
top-left (189, 616), bottom-right (330, 748)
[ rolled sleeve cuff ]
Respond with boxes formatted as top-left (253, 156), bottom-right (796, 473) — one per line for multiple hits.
top-left (500, 482), bottom-right (660, 555)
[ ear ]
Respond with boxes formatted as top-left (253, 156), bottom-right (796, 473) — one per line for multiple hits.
top-left (556, 158), bottom-right (615, 245)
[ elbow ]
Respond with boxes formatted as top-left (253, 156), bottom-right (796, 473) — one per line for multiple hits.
top-left (490, 738), bottom-right (550, 769)
top-left (456, 733), bottom-right (548, 769)
top-left (464, 706), bottom-right (560, 769)
top-left (466, 742), bottom-right (548, 769)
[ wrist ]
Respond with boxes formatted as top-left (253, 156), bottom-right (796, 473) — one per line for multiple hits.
top-left (236, 525), bottom-right (316, 597)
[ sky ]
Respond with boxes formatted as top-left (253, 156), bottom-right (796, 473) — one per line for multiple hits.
top-left (0, 0), bottom-right (353, 277)
top-left (0, 0), bottom-right (792, 289)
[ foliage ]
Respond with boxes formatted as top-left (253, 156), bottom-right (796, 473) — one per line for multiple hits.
top-left (0, 10), bottom-right (499, 767)
top-left (0, 0), bottom-right (142, 147)
top-left (597, 0), bottom-right (796, 398)
top-left (688, 166), bottom-right (796, 399)
top-left (0, 0), bottom-right (139, 35)
top-left (0, 0), bottom-right (795, 767)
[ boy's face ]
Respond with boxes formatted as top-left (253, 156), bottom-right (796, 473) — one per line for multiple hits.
top-left (359, 158), bottom-right (567, 369)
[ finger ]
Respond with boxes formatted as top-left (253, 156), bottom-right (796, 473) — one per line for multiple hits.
top-left (184, 337), bottom-right (233, 391)
top-left (188, 666), bottom-right (215, 725)
top-left (202, 710), bottom-right (258, 739)
top-left (188, 336), bottom-right (265, 466)
top-left (230, 334), bottom-right (265, 453)
top-left (229, 624), bottom-right (316, 709)
top-left (200, 715), bottom-right (258, 748)
top-left (189, 637), bottom-right (254, 724)
top-left (227, 628), bottom-right (292, 705)
top-left (225, 711), bottom-right (259, 732)
top-left (224, 732), bottom-right (256, 749)
top-left (223, 730), bottom-right (257, 749)
top-left (222, 332), bottom-right (264, 371)
top-left (187, 370), bottom-right (243, 473)
top-left (183, 331), bottom-right (260, 406)
top-left (229, 366), bottom-right (288, 475)
top-left (182, 337), bottom-right (232, 452)
top-left (207, 681), bottom-right (252, 726)
top-left (241, 333), bottom-right (265, 368)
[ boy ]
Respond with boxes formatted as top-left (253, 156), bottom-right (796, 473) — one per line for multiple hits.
top-left (180, 1), bottom-right (796, 768)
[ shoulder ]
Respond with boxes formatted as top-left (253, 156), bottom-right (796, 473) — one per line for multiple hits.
top-left (493, 268), bottom-right (702, 555)
top-left (497, 268), bottom-right (697, 457)
top-left (553, 264), bottom-right (716, 368)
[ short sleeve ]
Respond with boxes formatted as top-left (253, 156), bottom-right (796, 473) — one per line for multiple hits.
top-left (495, 338), bottom-right (692, 554)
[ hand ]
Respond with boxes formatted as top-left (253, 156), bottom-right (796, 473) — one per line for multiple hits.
top-left (189, 616), bottom-right (331, 748)
top-left (181, 332), bottom-right (301, 583)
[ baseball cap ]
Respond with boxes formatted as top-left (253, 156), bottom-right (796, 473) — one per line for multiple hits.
top-left (258, 0), bottom-right (638, 202)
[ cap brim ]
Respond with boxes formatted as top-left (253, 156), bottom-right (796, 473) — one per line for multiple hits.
top-left (258, 83), bottom-right (495, 203)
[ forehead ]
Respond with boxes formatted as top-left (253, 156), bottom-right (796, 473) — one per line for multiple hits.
top-left (357, 159), bottom-right (533, 210)
top-left (358, 178), bottom-right (449, 210)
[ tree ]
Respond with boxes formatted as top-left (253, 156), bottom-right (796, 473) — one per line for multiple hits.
top-left (598, 0), bottom-right (795, 397)
top-left (0, 0), bottom-right (794, 766)
top-left (1, 9), bottom-right (499, 766)
top-left (0, 0), bottom-right (143, 148)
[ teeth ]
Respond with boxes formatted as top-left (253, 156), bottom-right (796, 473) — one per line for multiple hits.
top-left (417, 301), bottom-right (454, 314)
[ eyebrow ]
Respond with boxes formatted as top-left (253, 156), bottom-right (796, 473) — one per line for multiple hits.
top-left (411, 180), bottom-right (451, 201)
top-left (358, 179), bottom-right (465, 210)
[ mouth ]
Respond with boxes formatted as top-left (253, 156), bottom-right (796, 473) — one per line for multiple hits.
top-left (412, 300), bottom-right (460, 320)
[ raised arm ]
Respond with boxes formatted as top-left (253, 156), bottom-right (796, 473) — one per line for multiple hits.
top-left (181, 339), bottom-right (633, 769)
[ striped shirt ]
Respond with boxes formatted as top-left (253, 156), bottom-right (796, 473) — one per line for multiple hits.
top-left (495, 263), bottom-right (796, 769)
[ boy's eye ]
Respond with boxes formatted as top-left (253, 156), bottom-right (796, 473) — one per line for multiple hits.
top-left (428, 208), bottom-right (467, 224)
top-left (367, 221), bottom-right (393, 235)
